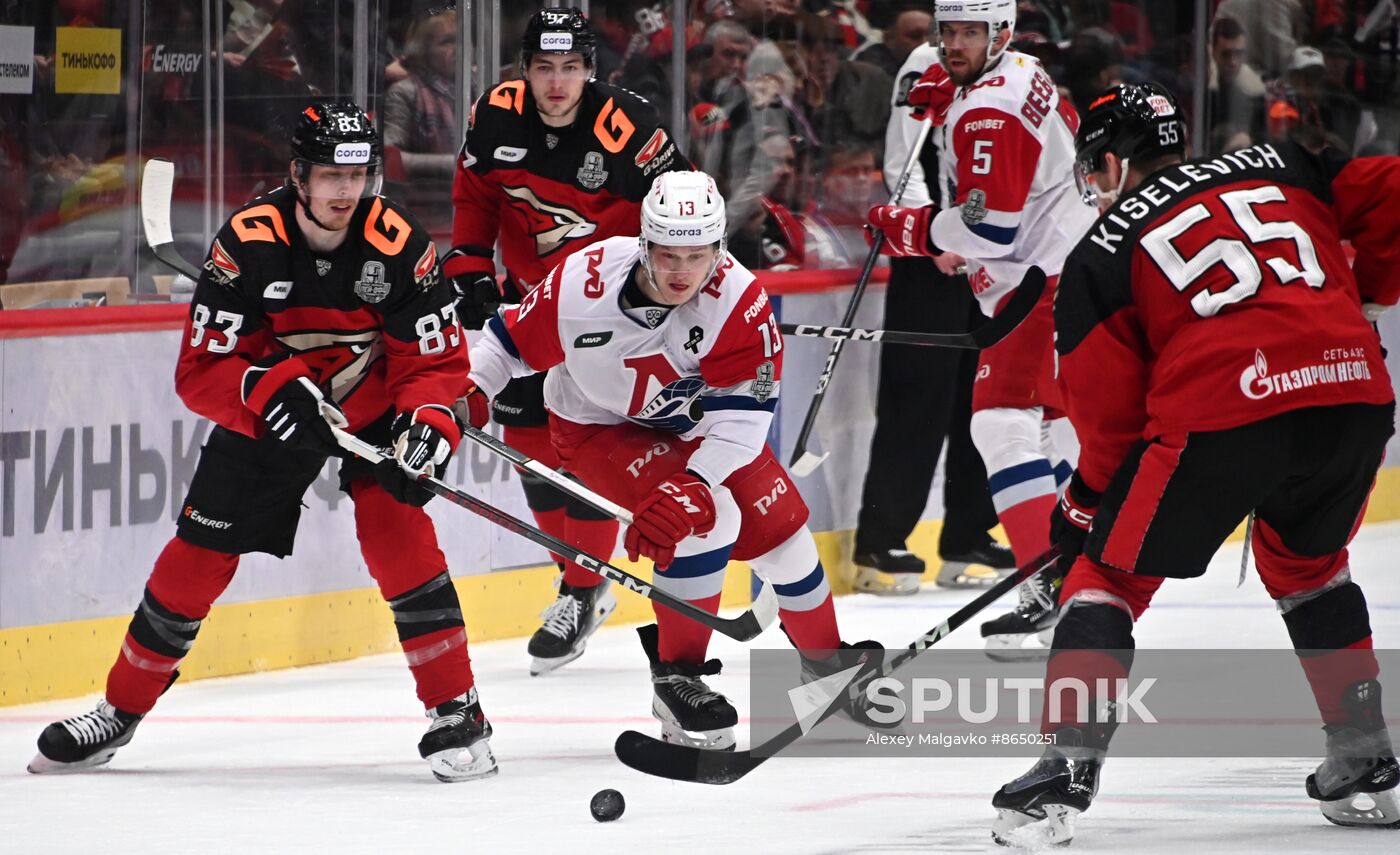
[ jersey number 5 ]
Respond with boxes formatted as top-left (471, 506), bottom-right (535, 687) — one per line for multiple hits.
top-left (1141, 185), bottom-right (1324, 318)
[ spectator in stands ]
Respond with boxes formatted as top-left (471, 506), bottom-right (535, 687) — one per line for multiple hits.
top-left (1215, 0), bottom-right (1306, 77)
top-left (852, 6), bottom-right (932, 77)
top-left (727, 128), bottom-right (806, 270)
top-left (800, 15), bottom-right (892, 152)
top-left (383, 8), bottom-right (458, 184)
top-left (1063, 27), bottom-right (1126, 115)
top-left (1318, 37), bottom-right (1378, 153)
top-left (801, 139), bottom-right (880, 267)
top-left (1207, 15), bottom-right (1267, 151)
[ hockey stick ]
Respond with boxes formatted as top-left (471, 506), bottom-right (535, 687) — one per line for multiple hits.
top-left (779, 265), bottom-right (1047, 350)
top-left (614, 545), bottom-right (1060, 784)
top-left (140, 158), bottom-right (201, 280)
top-left (787, 117), bottom-right (936, 477)
top-left (458, 423), bottom-right (634, 523)
top-left (330, 425), bottom-right (779, 642)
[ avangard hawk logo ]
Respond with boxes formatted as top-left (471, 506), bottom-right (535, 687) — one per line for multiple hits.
top-left (502, 185), bottom-right (598, 256)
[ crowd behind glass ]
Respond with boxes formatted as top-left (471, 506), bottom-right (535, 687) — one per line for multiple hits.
top-left (0, 0), bottom-right (1396, 299)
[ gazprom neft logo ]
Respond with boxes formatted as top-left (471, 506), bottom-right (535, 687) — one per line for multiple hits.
top-left (861, 676), bottom-right (1158, 726)
top-left (540, 33), bottom-right (574, 50)
top-left (333, 142), bottom-right (371, 164)
top-left (1239, 348), bottom-right (1373, 401)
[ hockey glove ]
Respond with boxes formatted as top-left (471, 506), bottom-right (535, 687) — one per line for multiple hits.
top-left (1049, 471), bottom-right (1102, 575)
top-left (908, 63), bottom-right (956, 126)
top-left (867, 204), bottom-right (940, 257)
top-left (373, 404), bottom-right (463, 507)
top-left (451, 380), bottom-right (491, 431)
top-left (452, 271), bottom-right (506, 331)
top-left (625, 472), bottom-right (717, 570)
top-left (242, 355), bottom-right (346, 455)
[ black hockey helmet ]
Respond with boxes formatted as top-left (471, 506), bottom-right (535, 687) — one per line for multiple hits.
top-left (520, 6), bottom-right (597, 70)
top-left (1075, 82), bottom-right (1187, 177)
top-left (291, 102), bottom-right (382, 183)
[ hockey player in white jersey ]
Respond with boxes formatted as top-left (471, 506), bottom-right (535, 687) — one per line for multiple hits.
top-left (467, 170), bottom-right (878, 748)
top-left (865, 0), bottom-right (1098, 658)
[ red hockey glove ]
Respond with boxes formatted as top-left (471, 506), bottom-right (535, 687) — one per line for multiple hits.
top-left (908, 63), bottom-right (956, 126)
top-left (452, 380), bottom-right (491, 431)
top-left (866, 204), bottom-right (939, 257)
top-left (625, 472), bottom-right (717, 569)
top-left (1048, 471), bottom-right (1102, 574)
top-left (689, 101), bottom-right (731, 138)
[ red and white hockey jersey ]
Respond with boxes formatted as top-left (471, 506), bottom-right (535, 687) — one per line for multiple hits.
top-left (468, 236), bottom-right (782, 487)
top-left (933, 50), bottom-right (1098, 312)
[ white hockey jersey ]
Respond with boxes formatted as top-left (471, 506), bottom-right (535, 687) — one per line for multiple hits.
top-left (468, 235), bottom-right (783, 488)
top-left (932, 50), bottom-right (1098, 312)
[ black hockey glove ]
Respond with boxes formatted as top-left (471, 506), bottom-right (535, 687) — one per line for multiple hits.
top-left (1049, 470), bottom-right (1102, 575)
top-left (447, 268), bottom-right (506, 330)
top-left (373, 405), bottom-right (463, 507)
top-left (243, 356), bottom-right (346, 455)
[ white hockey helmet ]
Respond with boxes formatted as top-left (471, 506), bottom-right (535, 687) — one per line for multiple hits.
top-left (639, 170), bottom-right (728, 283)
top-left (935, 0), bottom-right (1016, 66)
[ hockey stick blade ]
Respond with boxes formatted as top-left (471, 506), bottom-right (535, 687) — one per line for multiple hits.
top-left (330, 426), bottom-right (777, 642)
top-left (787, 449), bottom-right (829, 478)
top-left (777, 266), bottom-right (1048, 351)
top-left (140, 158), bottom-right (201, 280)
top-left (614, 546), bottom-right (1060, 784)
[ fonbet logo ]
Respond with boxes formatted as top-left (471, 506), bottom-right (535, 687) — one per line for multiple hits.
top-left (334, 142), bottom-right (371, 164)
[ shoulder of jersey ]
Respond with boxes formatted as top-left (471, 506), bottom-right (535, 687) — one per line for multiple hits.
top-left (959, 51), bottom-right (1041, 107)
top-left (897, 42), bottom-right (942, 78)
top-left (591, 80), bottom-right (662, 123)
top-left (557, 235), bottom-right (639, 291)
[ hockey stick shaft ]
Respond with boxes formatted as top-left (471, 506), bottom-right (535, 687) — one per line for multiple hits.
top-left (459, 423), bottom-right (634, 524)
top-left (140, 158), bottom-right (201, 280)
top-left (787, 118), bottom-right (936, 476)
top-left (330, 426), bottom-right (778, 642)
top-left (776, 265), bottom-right (1046, 350)
top-left (614, 545), bottom-right (1060, 784)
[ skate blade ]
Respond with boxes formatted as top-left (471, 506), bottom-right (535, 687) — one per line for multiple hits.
top-left (984, 629), bottom-right (1056, 663)
top-left (27, 749), bottom-right (118, 774)
top-left (426, 740), bottom-right (499, 783)
top-left (1320, 787), bottom-right (1400, 828)
top-left (529, 646), bottom-right (586, 677)
top-left (992, 804), bottom-right (1080, 847)
top-left (935, 562), bottom-right (1001, 589)
top-left (659, 724), bottom-right (736, 751)
top-left (851, 567), bottom-right (921, 596)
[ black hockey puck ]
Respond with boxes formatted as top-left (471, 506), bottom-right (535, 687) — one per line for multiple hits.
top-left (590, 788), bottom-right (625, 822)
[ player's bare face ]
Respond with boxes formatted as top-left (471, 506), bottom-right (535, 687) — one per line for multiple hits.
top-left (526, 54), bottom-right (589, 127)
top-left (644, 244), bottom-right (720, 305)
top-left (939, 22), bottom-right (990, 85)
top-left (297, 164), bottom-right (368, 231)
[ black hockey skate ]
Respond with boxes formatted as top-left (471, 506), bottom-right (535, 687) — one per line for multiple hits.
top-left (851, 549), bottom-right (924, 596)
top-left (981, 561), bottom-right (1064, 662)
top-left (992, 726), bottom-right (1110, 847)
top-left (418, 687), bottom-right (497, 783)
top-left (639, 624), bottom-right (738, 750)
top-left (938, 540), bottom-right (1016, 589)
top-left (28, 700), bottom-right (144, 774)
top-left (796, 639), bottom-right (900, 731)
top-left (1306, 679), bottom-right (1400, 828)
top-left (527, 579), bottom-right (617, 676)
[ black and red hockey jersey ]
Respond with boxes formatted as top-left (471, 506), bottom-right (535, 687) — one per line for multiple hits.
top-left (177, 184), bottom-right (471, 438)
top-left (446, 78), bottom-right (688, 294)
top-left (1056, 140), bottom-right (1400, 493)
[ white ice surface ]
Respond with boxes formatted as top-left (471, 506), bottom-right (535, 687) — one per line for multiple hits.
top-left (4, 521), bottom-right (1400, 854)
